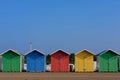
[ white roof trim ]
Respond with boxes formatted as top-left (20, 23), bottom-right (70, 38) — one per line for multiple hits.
top-left (98, 49), bottom-right (119, 55)
top-left (0, 49), bottom-right (22, 56)
top-left (25, 49), bottom-right (46, 56)
top-left (75, 49), bottom-right (94, 55)
top-left (50, 49), bottom-right (69, 55)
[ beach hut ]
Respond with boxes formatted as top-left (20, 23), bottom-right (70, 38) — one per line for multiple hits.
top-left (25, 49), bottom-right (46, 72)
top-left (75, 50), bottom-right (94, 72)
top-left (51, 50), bottom-right (69, 72)
top-left (97, 50), bottom-right (119, 72)
top-left (1, 49), bottom-right (22, 72)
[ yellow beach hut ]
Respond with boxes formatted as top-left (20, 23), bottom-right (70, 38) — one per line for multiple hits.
top-left (75, 49), bottom-right (94, 72)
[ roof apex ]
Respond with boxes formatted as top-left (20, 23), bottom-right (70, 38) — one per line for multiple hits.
top-left (75, 49), bottom-right (94, 55)
top-left (50, 49), bottom-right (69, 55)
top-left (0, 49), bottom-right (22, 56)
top-left (97, 49), bottom-right (119, 56)
top-left (25, 49), bottom-right (46, 55)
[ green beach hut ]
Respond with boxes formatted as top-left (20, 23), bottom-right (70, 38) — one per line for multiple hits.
top-left (1, 49), bottom-right (22, 72)
top-left (97, 50), bottom-right (119, 72)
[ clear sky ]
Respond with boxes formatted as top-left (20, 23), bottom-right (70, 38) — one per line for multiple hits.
top-left (0, 0), bottom-right (120, 54)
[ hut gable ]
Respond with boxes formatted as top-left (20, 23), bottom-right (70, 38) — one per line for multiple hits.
top-left (26, 49), bottom-right (45, 56)
top-left (98, 50), bottom-right (118, 56)
top-left (51, 49), bottom-right (69, 56)
top-left (1, 49), bottom-right (21, 56)
top-left (75, 49), bottom-right (94, 56)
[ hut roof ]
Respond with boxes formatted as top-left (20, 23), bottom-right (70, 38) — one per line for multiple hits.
top-left (96, 49), bottom-right (119, 56)
top-left (50, 49), bottom-right (69, 55)
top-left (75, 49), bottom-right (94, 55)
top-left (25, 49), bottom-right (46, 56)
top-left (0, 49), bottom-right (22, 56)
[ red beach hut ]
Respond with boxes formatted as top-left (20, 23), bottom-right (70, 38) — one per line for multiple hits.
top-left (51, 50), bottom-right (69, 72)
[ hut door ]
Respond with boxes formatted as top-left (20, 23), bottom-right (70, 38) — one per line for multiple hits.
top-left (82, 56), bottom-right (87, 72)
top-left (59, 54), bottom-right (63, 72)
top-left (108, 55), bottom-right (110, 72)
top-left (108, 54), bottom-right (117, 72)
top-left (35, 53), bottom-right (41, 72)
top-left (3, 52), bottom-right (13, 72)
top-left (27, 53), bottom-right (35, 72)
top-left (107, 54), bottom-right (112, 72)
top-left (39, 55), bottom-right (45, 72)
top-left (100, 54), bottom-right (109, 72)
top-left (35, 53), bottom-right (37, 72)
top-left (11, 53), bottom-right (19, 72)
top-left (11, 55), bottom-right (14, 72)
top-left (3, 55), bottom-right (11, 72)
top-left (35, 54), bottom-right (38, 72)
top-left (31, 53), bottom-right (36, 72)
top-left (11, 54), bottom-right (15, 72)
top-left (104, 54), bottom-right (110, 72)
top-left (10, 53), bottom-right (14, 72)
top-left (8, 53), bottom-right (13, 72)
top-left (59, 59), bottom-right (62, 72)
top-left (104, 55), bottom-right (109, 72)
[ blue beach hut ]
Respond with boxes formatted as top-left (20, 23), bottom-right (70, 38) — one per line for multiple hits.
top-left (25, 49), bottom-right (46, 72)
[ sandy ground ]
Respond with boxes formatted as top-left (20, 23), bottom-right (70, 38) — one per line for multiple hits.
top-left (0, 72), bottom-right (120, 80)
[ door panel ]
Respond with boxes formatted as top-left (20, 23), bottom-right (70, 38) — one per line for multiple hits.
top-left (27, 54), bottom-right (35, 72)
top-left (60, 55), bottom-right (69, 72)
top-left (12, 55), bottom-right (20, 72)
top-left (85, 55), bottom-right (94, 72)
top-left (51, 57), bottom-right (59, 72)
top-left (109, 56), bottom-right (118, 72)
top-left (100, 55), bottom-right (109, 72)
top-left (3, 55), bottom-right (11, 72)
top-left (76, 55), bottom-right (84, 72)
top-left (36, 53), bottom-right (45, 72)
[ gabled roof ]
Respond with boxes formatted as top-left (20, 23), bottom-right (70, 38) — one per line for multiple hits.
top-left (75, 49), bottom-right (94, 55)
top-left (96, 49), bottom-right (119, 56)
top-left (50, 49), bottom-right (69, 55)
top-left (25, 49), bottom-right (46, 56)
top-left (0, 49), bottom-right (22, 56)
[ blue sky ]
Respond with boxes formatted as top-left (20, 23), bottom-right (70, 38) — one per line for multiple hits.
top-left (0, 0), bottom-right (120, 54)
